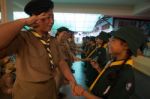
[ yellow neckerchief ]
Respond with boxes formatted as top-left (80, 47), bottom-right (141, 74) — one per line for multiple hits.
top-left (103, 43), bottom-right (107, 49)
top-left (86, 43), bottom-right (107, 58)
top-left (86, 45), bottom-right (101, 58)
top-left (89, 59), bottom-right (133, 92)
top-left (110, 59), bottom-right (133, 67)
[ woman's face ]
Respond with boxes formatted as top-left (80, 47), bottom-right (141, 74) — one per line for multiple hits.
top-left (35, 10), bottom-right (54, 33)
top-left (108, 37), bottom-right (128, 56)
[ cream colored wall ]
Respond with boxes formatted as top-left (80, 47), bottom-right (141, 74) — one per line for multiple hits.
top-left (54, 3), bottom-right (133, 16)
top-left (133, 56), bottom-right (150, 76)
top-left (0, 0), bottom-right (13, 23)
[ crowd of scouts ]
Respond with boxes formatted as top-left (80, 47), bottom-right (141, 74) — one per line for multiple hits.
top-left (0, 0), bottom-right (147, 99)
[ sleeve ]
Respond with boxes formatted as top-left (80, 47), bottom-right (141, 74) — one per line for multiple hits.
top-left (0, 32), bottom-right (25, 58)
top-left (57, 44), bottom-right (66, 61)
top-left (108, 66), bottom-right (135, 99)
top-left (92, 70), bottom-right (112, 97)
top-left (53, 39), bottom-right (66, 63)
top-left (97, 48), bottom-right (107, 68)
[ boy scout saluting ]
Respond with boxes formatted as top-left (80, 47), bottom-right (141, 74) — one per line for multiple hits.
top-left (0, 0), bottom-right (78, 99)
top-left (74, 27), bottom-right (145, 99)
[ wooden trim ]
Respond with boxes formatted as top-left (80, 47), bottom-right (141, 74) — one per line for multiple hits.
top-left (0, 0), bottom-right (8, 23)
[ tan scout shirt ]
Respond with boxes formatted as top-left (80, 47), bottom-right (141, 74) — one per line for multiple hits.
top-left (0, 31), bottom-right (63, 82)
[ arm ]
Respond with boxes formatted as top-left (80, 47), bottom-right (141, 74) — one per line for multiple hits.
top-left (0, 13), bottom-right (49, 50)
top-left (58, 60), bottom-right (77, 95)
top-left (90, 61), bottom-right (102, 73)
top-left (0, 19), bottom-right (26, 49)
top-left (74, 85), bottom-right (102, 99)
top-left (58, 60), bottom-right (76, 84)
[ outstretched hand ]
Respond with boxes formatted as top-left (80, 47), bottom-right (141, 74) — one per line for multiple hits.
top-left (74, 85), bottom-right (86, 96)
top-left (90, 61), bottom-right (99, 69)
top-left (70, 82), bottom-right (86, 96)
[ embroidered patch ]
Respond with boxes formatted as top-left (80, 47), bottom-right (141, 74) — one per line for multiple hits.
top-left (126, 82), bottom-right (132, 91)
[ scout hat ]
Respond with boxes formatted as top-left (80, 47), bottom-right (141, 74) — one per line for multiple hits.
top-left (98, 31), bottom-right (111, 42)
top-left (57, 27), bottom-right (70, 33)
top-left (113, 27), bottom-right (145, 56)
top-left (24, 0), bottom-right (54, 16)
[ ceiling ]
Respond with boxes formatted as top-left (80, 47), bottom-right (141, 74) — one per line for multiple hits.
top-left (13, 0), bottom-right (150, 19)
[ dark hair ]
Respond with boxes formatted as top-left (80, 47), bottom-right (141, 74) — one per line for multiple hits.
top-left (56, 27), bottom-right (69, 37)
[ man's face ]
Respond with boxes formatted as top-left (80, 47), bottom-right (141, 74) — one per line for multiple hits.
top-left (35, 9), bottom-right (54, 33)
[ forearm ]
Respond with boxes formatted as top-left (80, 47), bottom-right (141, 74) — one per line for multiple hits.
top-left (95, 67), bottom-right (101, 73)
top-left (59, 60), bottom-right (76, 83)
top-left (0, 19), bottom-right (26, 49)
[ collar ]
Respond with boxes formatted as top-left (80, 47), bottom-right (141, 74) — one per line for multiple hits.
top-left (103, 44), bottom-right (107, 48)
top-left (110, 59), bottom-right (133, 67)
top-left (31, 30), bottom-right (50, 39)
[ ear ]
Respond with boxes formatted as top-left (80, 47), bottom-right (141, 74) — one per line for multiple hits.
top-left (123, 43), bottom-right (129, 50)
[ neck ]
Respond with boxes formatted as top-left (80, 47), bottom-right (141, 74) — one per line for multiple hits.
top-left (34, 28), bottom-right (48, 37)
top-left (115, 51), bottom-right (129, 61)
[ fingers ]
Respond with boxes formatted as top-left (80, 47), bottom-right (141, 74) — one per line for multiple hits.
top-left (37, 12), bottom-right (49, 20)
top-left (25, 12), bottom-right (50, 26)
top-left (74, 85), bottom-right (85, 96)
top-left (70, 81), bottom-right (77, 95)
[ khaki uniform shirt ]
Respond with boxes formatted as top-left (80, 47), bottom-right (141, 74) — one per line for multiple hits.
top-left (0, 31), bottom-right (63, 82)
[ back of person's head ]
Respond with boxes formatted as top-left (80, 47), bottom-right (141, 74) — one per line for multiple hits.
top-left (56, 27), bottom-right (69, 37)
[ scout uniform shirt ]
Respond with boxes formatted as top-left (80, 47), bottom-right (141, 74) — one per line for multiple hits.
top-left (86, 44), bottom-right (108, 87)
top-left (58, 41), bottom-right (73, 63)
top-left (0, 30), bottom-right (64, 82)
top-left (91, 59), bottom-right (135, 99)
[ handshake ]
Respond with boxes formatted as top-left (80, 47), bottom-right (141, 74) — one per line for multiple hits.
top-left (70, 82), bottom-right (86, 96)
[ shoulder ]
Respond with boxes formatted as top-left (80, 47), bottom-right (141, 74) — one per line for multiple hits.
top-left (119, 64), bottom-right (134, 82)
top-left (19, 30), bottom-right (33, 39)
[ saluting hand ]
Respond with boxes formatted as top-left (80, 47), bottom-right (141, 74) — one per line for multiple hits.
top-left (25, 13), bottom-right (50, 27)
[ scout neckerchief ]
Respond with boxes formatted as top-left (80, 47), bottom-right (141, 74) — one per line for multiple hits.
top-left (89, 59), bottom-right (133, 92)
top-left (86, 44), bottom-right (107, 58)
top-left (31, 30), bottom-right (55, 70)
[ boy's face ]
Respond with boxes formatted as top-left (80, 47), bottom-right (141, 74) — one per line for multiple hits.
top-left (108, 37), bottom-right (128, 56)
top-left (96, 38), bottom-right (103, 45)
top-left (90, 41), bottom-right (96, 46)
top-left (34, 9), bottom-right (54, 33)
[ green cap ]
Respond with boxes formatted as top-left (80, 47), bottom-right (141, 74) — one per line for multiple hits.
top-left (113, 27), bottom-right (145, 56)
